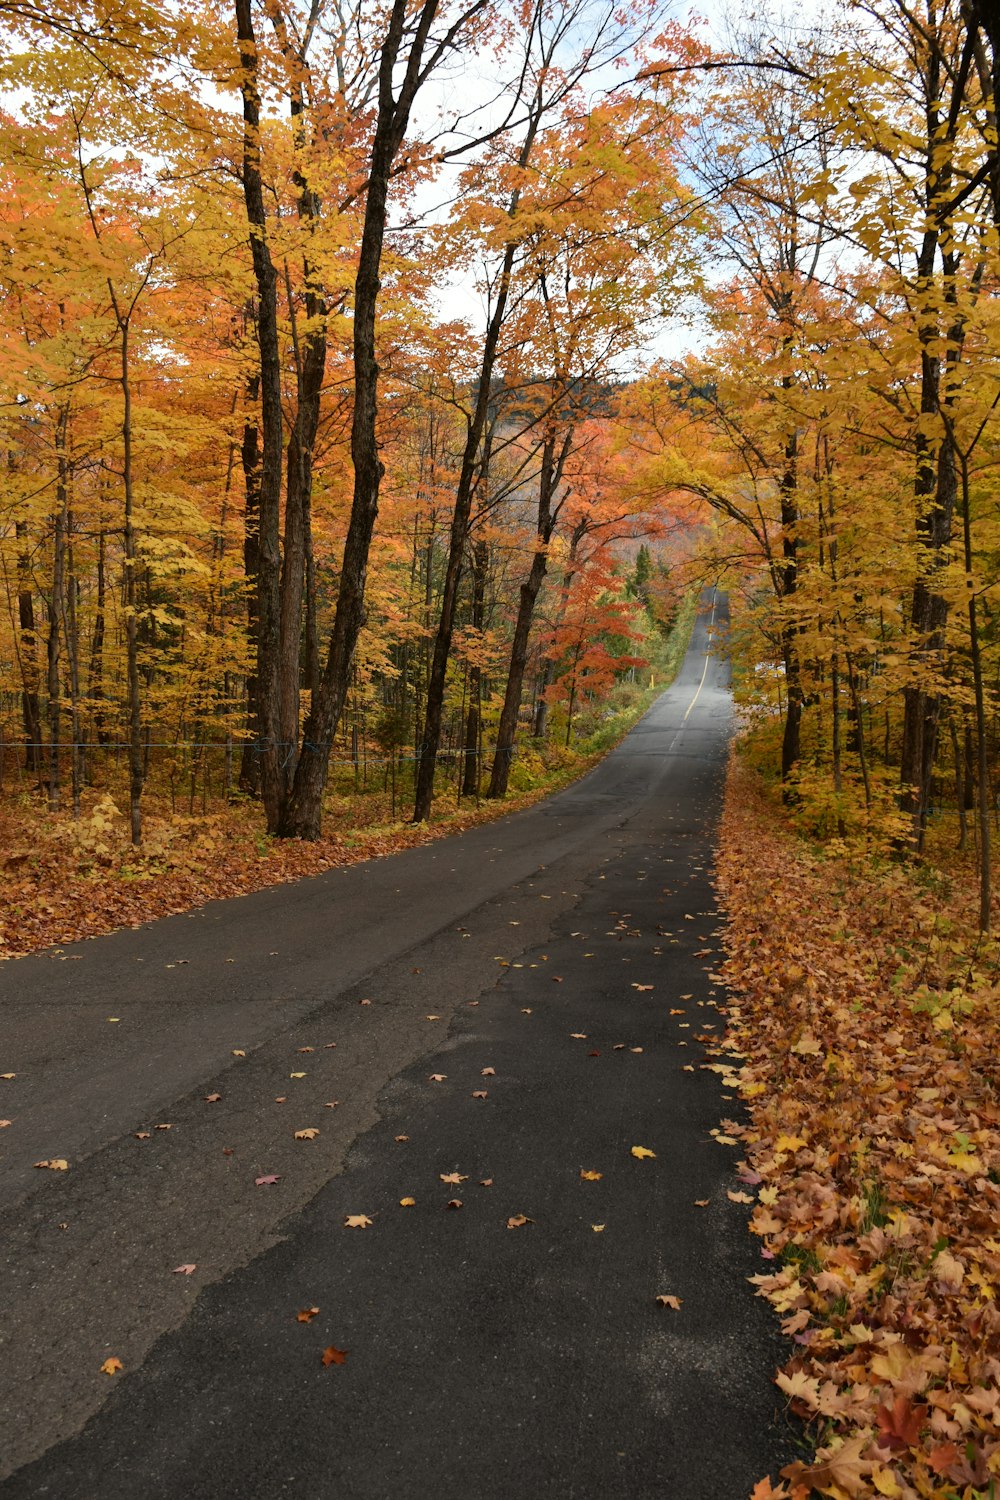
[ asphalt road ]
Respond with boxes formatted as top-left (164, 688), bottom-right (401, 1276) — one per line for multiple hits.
top-left (0, 592), bottom-right (796, 1497)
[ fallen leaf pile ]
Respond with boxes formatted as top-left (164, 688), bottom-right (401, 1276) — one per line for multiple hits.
top-left (716, 758), bottom-right (1000, 1499)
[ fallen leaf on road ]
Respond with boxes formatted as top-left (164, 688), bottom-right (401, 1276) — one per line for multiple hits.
top-left (134, 1131), bottom-right (150, 1139)
top-left (727, 1190), bottom-right (754, 1204)
top-left (592, 1224), bottom-right (605, 1232)
top-left (204, 1094), bottom-right (221, 1103)
top-left (631, 1146), bottom-right (656, 1160)
top-left (394, 1135), bottom-right (409, 1143)
top-left (100, 1358), bottom-right (123, 1376)
top-left (34, 1158), bottom-right (68, 1170)
top-left (321, 1346), bottom-right (348, 1366)
top-left (1, 1074), bottom-right (15, 1080)
top-left (344, 1214), bottom-right (372, 1228)
top-left (570, 1032), bottom-right (588, 1039)
top-left (324, 1101), bottom-right (338, 1108)
top-left (297, 1307), bottom-right (319, 1322)
top-left (294, 1128), bottom-right (319, 1140)
top-left (632, 984), bottom-right (653, 992)
top-left (520, 1008), bottom-right (532, 1015)
top-left (580, 1170), bottom-right (602, 1181)
top-left (155, 1123), bottom-right (173, 1131)
top-left (428, 1074), bottom-right (447, 1082)
top-left (481, 1067), bottom-right (495, 1076)
top-left (471, 1091), bottom-right (488, 1099)
top-left (507, 1214), bottom-right (533, 1228)
top-left (255, 1174), bottom-right (280, 1186)
top-left (399, 1197), bottom-right (415, 1207)
top-left (630, 1047), bottom-right (644, 1054)
top-left (655, 1295), bottom-right (682, 1309)
top-left (479, 1178), bottom-right (493, 1187)
top-left (425, 1015), bottom-right (441, 1021)
top-left (290, 1072), bottom-right (306, 1079)
top-left (446, 1199), bottom-right (463, 1210)
top-left (107, 1017), bottom-right (120, 1023)
top-left (694, 1198), bottom-right (710, 1207)
top-left (359, 998), bottom-right (371, 1006)
top-left (0, 1120), bottom-right (10, 1128)
top-left (274, 1096), bottom-right (287, 1103)
top-left (231, 1050), bottom-right (245, 1058)
top-left (440, 1173), bottom-right (467, 1184)
top-left (297, 1047), bottom-right (314, 1054)
top-left (173, 1264), bottom-right (196, 1275)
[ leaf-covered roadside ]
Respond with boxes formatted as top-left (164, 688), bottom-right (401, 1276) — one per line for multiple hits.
top-left (715, 759), bottom-right (1000, 1500)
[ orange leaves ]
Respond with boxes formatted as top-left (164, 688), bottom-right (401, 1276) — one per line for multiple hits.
top-left (717, 756), bottom-right (1000, 1498)
top-left (293, 1128), bottom-right (319, 1141)
top-left (579, 1169), bottom-right (602, 1181)
top-left (34, 1158), bottom-right (68, 1171)
top-left (321, 1346), bottom-right (348, 1367)
top-left (506, 1214), bottom-right (532, 1229)
top-left (654, 1294), bottom-right (682, 1309)
top-left (343, 1215), bottom-right (372, 1229)
top-left (296, 1307), bottom-right (319, 1323)
top-left (630, 1146), bottom-right (655, 1160)
top-left (100, 1358), bottom-right (123, 1376)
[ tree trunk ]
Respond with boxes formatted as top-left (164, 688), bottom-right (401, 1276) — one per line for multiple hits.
top-left (15, 519), bottom-right (42, 771)
top-left (279, 0), bottom-right (445, 838)
top-left (461, 539), bottom-right (488, 797)
top-left (236, 0), bottom-right (285, 832)
top-left (487, 427), bottom-right (571, 800)
top-left (239, 368), bottom-right (263, 796)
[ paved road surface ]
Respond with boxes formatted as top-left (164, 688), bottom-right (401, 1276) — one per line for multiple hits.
top-left (0, 592), bottom-right (795, 1497)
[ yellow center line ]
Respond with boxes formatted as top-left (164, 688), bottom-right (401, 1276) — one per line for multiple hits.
top-left (682, 592), bottom-right (717, 723)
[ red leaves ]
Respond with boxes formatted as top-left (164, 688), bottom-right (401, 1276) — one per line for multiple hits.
top-left (321, 1346), bottom-right (348, 1367)
top-left (875, 1396), bottom-right (924, 1452)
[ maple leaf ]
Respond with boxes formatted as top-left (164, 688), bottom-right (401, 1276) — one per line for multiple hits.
top-left (776, 1371), bottom-right (821, 1408)
top-left (446, 1199), bottom-right (463, 1210)
top-left (655, 1294), bottom-right (682, 1309)
top-left (580, 1169), bottom-right (603, 1181)
top-left (694, 1198), bottom-right (710, 1207)
top-left (321, 1346), bottom-right (348, 1366)
top-left (294, 1128), bottom-right (319, 1140)
top-left (428, 1074), bottom-right (447, 1082)
top-left (631, 1146), bottom-right (655, 1159)
top-left (296, 1307), bottom-right (319, 1323)
top-left (875, 1395), bottom-right (924, 1451)
top-left (100, 1358), bottom-right (123, 1376)
top-left (471, 1090), bottom-right (488, 1099)
top-left (507, 1214), bottom-right (533, 1228)
top-left (344, 1215), bottom-right (372, 1228)
top-left (255, 1175), bottom-right (281, 1186)
top-left (727, 1190), bottom-right (754, 1204)
top-left (631, 984), bottom-right (653, 992)
top-left (34, 1158), bottom-right (69, 1171)
top-left (481, 1067), bottom-right (495, 1076)
top-left (173, 1264), bottom-right (197, 1275)
top-left (204, 1094), bottom-right (221, 1103)
top-left (134, 1131), bottom-right (151, 1140)
top-left (926, 1442), bottom-right (959, 1476)
top-left (440, 1172), bottom-right (468, 1184)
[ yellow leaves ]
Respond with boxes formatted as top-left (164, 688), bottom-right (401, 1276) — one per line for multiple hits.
top-left (776, 1370), bottom-right (821, 1409)
top-left (591, 1224), bottom-right (605, 1233)
top-left (439, 1172), bottom-right (467, 1185)
top-left (790, 1033), bottom-right (822, 1057)
top-left (506, 1214), bottom-right (532, 1229)
top-left (399, 1197), bottom-right (415, 1208)
top-left (630, 1146), bottom-right (655, 1160)
top-left (289, 1071), bottom-right (306, 1079)
top-left (773, 1134), bottom-right (807, 1154)
top-left (100, 1358), bottom-right (123, 1376)
top-left (343, 1215), bottom-right (372, 1229)
top-left (294, 1128), bottom-right (319, 1140)
top-left (579, 1169), bottom-right (602, 1181)
top-left (34, 1158), bottom-right (68, 1171)
top-left (655, 1294), bottom-right (682, 1309)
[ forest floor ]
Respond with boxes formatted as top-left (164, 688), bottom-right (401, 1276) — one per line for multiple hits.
top-left (717, 757), bottom-right (1000, 1499)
